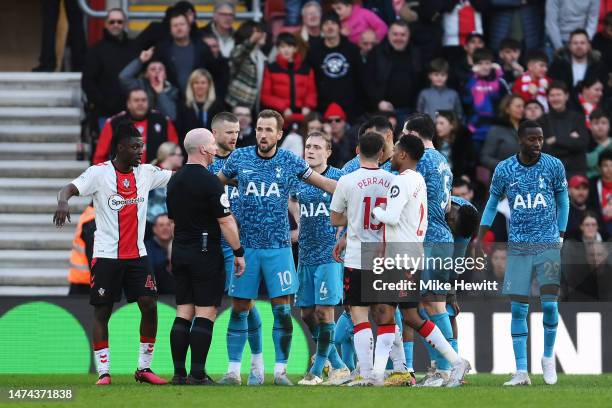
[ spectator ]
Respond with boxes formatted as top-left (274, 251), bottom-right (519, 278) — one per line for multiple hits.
top-left (358, 29), bottom-right (377, 62)
top-left (417, 58), bottom-right (463, 121)
top-left (441, 1), bottom-right (485, 57)
top-left (434, 110), bottom-right (476, 179)
top-left (145, 214), bottom-right (175, 295)
top-left (450, 31), bottom-right (485, 92)
top-left (587, 149), bottom-right (612, 236)
top-left (546, 0), bottom-right (599, 52)
top-left (176, 69), bottom-right (224, 140)
top-left (261, 33), bottom-right (318, 126)
top-left (498, 38), bottom-right (524, 86)
top-left (119, 49), bottom-right (179, 121)
top-left (488, 1), bottom-right (543, 52)
top-left (200, 1), bottom-right (236, 58)
top-left (566, 175), bottom-right (597, 237)
top-left (136, 1), bottom-right (200, 51)
top-left (82, 9), bottom-right (137, 129)
top-left (147, 142), bottom-right (183, 238)
top-left (331, 0), bottom-right (388, 46)
top-left (486, 244), bottom-right (507, 292)
top-left (324, 103), bottom-right (354, 167)
top-left (307, 12), bottom-right (365, 122)
top-left (68, 205), bottom-right (95, 295)
top-left (562, 228), bottom-right (602, 301)
top-left (540, 80), bottom-right (589, 176)
top-left (480, 94), bottom-right (524, 172)
top-left (452, 177), bottom-right (475, 204)
top-left (512, 50), bottom-right (551, 111)
top-left (33, 0), bottom-right (85, 72)
top-left (93, 88), bottom-right (179, 164)
top-left (200, 31), bottom-right (231, 101)
top-left (574, 76), bottom-right (605, 129)
top-left (463, 48), bottom-right (508, 153)
top-left (225, 20), bottom-right (268, 111)
top-left (578, 212), bottom-right (605, 244)
top-left (153, 9), bottom-right (221, 94)
top-left (231, 105), bottom-right (256, 148)
top-left (364, 20), bottom-right (423, 124)
top-left (524, 99), bottom-right (545, 121)
top-left (592, 12), bottom-right (612, 76)
top-left (549, 29), bottom-right (605, 100)
top-left (299, 1), bottom-right (323, 43)
top-left (300, 111), bottom-right (325, 135)
top-left (280, 124), bottom-right (304, 157)
top-left (587, 109), bottom-right (612, 178)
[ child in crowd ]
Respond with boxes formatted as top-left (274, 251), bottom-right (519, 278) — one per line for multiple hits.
top-left (417, 58), bottom-right (463, 121)
top-left (512, 50), bottom-right (551, 111)
top-left (261, 33), bottom-right (317, 126)
top-left (331, 0), bottom-right (388, 46)
top-left (464, 48), bottom-right (508, 154)
top-left (587, 109), bottom-right (612, 178)
top-left (498, 37), bottom-right (524, 86)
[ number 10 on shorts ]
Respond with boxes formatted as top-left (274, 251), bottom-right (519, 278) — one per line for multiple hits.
top-left (277, 270), bottom-right (292, 292)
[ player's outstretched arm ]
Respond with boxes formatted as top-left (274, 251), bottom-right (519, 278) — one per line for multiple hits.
top-left (218, 215), bottom-right (245, 276)
top-left (53, 183), bottom-right (80, 227)
top-left (476, 193), bottom-right (501, 256)
top-left (305, 171), bottom-right (337, 194)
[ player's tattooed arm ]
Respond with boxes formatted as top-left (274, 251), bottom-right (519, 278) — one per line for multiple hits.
top-left (53, 183), bottom-right (80, 227)
top-left (305, 171), bottom-right (337, 194)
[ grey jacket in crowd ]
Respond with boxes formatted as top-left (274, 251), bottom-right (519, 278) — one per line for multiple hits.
top-left (119, 58), bottom-right (179, 121)
top-left (480, 123), bottom-right (520, 171)
top-left (416, 86), bottom-right (463, 121)
top-left (545, 0), bottom-right (599, 50)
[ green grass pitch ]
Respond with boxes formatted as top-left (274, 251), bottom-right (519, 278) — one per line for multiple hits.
top-left (1, 374), bottom-right (611, 407)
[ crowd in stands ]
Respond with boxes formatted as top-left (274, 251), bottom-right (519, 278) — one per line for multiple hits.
top-left (65, 0), bottom-right (612, 301)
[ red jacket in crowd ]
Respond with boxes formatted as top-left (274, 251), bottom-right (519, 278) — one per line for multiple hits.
top-left (260, 52), bottom-right (317, 118)
top-left (93, 110), bottom-right (178, 164)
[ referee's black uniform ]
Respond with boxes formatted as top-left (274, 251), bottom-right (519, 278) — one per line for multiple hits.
top-left (166, 163), bottom-right (231, 307)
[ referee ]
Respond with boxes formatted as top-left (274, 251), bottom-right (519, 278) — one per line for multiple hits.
top-left (166, 128), bottom-right (245, 385)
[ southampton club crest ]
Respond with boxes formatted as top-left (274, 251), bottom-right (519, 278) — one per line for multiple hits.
top-left (123, 178), bottom-right (130, 189)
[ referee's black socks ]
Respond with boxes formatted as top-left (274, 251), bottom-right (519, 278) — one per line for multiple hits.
top-left (170, 317), bottom-right (192, 377)
top-left (189, 317), bottom-right (215, 380)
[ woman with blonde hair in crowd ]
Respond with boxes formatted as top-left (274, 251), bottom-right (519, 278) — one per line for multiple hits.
top-left (176, 69), bottom-right (223, 141)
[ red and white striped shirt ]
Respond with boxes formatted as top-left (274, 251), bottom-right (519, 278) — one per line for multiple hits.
top-left (71, 162), bottom-right (172, 259)
top-left (442, 0), bottom-right (483, 47)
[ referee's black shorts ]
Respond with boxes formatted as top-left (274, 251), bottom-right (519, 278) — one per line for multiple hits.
top-left (171, 245), bottom-right (225, 307)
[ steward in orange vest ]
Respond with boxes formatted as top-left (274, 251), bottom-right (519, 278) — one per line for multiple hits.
top-left (68, 205), bottom-right (96, 295)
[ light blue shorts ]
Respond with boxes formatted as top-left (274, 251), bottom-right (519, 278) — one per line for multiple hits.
top-left (503, 249), bottom-right (561, 297)
top-left (228, 247), bottom-right (298, 299)
top-left (222, 246), bottom-right (234, 292)
top-left (295, 262), bottom-right (343, 307)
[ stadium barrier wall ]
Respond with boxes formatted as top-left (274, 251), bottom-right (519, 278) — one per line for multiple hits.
top-left (0, 297), bottom-right (610, 374)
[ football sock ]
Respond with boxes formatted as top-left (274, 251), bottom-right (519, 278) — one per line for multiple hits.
top-left (418, 308), bottom-right (440, 368)
top-left (189, 317), bottom-right (214, 380)
top-left (335, 312), bottom-right (355, 371)
top-left (227, 309), bottom-right (249, 375)
top-left (541, 300), bottom-right (558, 358)
top-left (373, 324), bottom-right (396, 379)
top-left (138, 336), bottom-right (156, 371)
top-left (417, 320), bottom-right (459, 366)
top-left (430, 312), bottom-right (454, 371)
top-left (170, 317), bottom-right (191, 377)
top-left (327, 330), bottom-right (346, 370)
top-left (403, 341), bottom-right (414, 372)
top-left (511, 301), bottom-right (529, 372)
top-left (450, 338), bottom-right (458, 354)
top-left (272, 304), bottom-right (293, 367)
top-left (353, 322), bottom-right (374, 378)
top-left (311, 323), bottom-right (334, 376)
top-left (247, 305), bottom-right (264, 373)
top-left (247, 305), bottom-right (263, 354)
top-left (93, 340), bottom-right (110, 376)
top-left (388, 324), bottom-right (406, 371)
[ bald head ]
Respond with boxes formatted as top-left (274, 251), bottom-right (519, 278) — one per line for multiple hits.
top-left (184, 128), bottom-right (214, 154)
